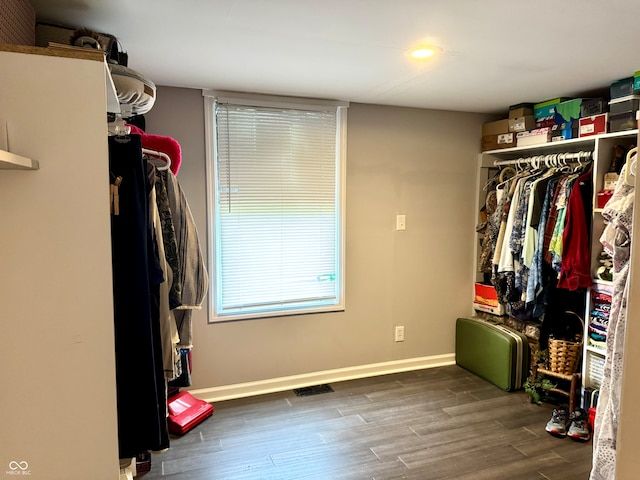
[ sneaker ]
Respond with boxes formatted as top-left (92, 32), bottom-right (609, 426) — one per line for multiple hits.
top-left (546, 408), bottom-right (570, 437)
top-left (568, 409), bottom-right (591, 441)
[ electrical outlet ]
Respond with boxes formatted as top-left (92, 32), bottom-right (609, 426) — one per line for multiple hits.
top-left (394, 325), bottom-right (405, 342)
top-left (396, 214), bottom-right (406, 231)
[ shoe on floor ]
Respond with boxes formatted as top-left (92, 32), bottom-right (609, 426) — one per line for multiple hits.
top-left (546, 408), bottom-right (570, 437)
top-left (568, 408), bottom-right (591, 441)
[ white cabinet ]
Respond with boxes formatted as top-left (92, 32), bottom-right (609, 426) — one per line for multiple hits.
top-left (0, 46), bottom-right (120, 479)
top-left (476, 129), bottom-right (638, 398)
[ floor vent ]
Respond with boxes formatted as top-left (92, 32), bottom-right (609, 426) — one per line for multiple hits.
top-left (294, 384), bottom-right (334, 397)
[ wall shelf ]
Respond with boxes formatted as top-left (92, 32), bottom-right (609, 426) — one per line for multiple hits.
top-left (482, 129), bottom-right (639, 159)
top-left (587, 345), bottom-right (606, 356)
top-left (593, 278), bottom-right (614, 289)
top-left (0, 149), bottom-right (38, 170)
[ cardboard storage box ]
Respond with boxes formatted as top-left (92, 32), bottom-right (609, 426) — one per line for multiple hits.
top-left (482, 119), bottom-right (510, 137)
top-left (579, 114), bottom-right (608, 137)
top-left (535, 118), bottom-right (555, 128)
top-left (36, 22), bottom-right (120, 62)
top-left (509, 103), bottom-right (534, 119)
top-left (508, 115), bottom-right (536, 133)
top-left (473, 283), bottom-right (505, 316)
top-left (482, 132), bottom-right (516, 151)
top-left (604, 172), bottom-right (619, 191)
top-left (534, 98), bottom-right (565, 120)
top-left (551, 120), bottom-right (579, 142)
top-left (516, 128), bottom-right (551, 147)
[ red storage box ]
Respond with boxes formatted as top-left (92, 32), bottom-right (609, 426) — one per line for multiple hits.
top-left (597, 191), bottom-right (614, 209)
top-left (167, 391), bottom-right (214, 435)
top-left (474, 283), bottom-right (505, 315)
top-left (579, 114), bottom-right (608, 137)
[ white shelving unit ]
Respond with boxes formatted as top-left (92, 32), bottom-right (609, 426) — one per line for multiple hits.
top-left (587, 345), bottom-right (607, 355)
top-left (476, 128), bottom-right (639, 400)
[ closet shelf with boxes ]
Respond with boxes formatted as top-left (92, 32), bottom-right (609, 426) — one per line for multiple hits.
top-left (481, 73), bottom-right (640, 154)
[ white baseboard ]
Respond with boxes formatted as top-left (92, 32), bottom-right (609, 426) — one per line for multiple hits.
top-left (188, 353), bottom-right (456, 403)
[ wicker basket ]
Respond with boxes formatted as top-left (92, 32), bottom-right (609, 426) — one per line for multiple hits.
top-left (547, 312), bottom-right (584, 375)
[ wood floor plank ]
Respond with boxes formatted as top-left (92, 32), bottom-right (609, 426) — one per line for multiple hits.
top-left (389, 444), bottom-right (528, 479)
top-left (139, 366), bottom-right (593, 480)
top-left (447, 451), bottom-right (567, 480)
top-left (371, 420), bottom-right (503, 461)
top-left (394, 425), bottom-right (540, 470)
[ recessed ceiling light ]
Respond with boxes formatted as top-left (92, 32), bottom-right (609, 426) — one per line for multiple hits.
top-left (410, 48), bottom-right (436, 59)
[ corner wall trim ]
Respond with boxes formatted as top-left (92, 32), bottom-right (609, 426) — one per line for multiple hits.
top-left (188, 354), bottom-right (456, 403)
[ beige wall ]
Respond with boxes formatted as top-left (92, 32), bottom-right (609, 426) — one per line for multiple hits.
top-left (146, 87), bottom-right (492, 391)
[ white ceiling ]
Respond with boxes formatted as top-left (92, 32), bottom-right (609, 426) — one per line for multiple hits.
top-left (29, 0), bottom-right (640, 113)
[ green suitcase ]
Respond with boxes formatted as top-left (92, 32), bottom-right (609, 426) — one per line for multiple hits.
top-left (456, 317), bottom-right (529, 391)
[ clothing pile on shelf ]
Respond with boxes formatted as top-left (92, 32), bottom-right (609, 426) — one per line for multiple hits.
top-left (108, 126), bottom-right (208, 460)
top-left (589, 288), bottom-right (612, 351)
top-left (478, 153), bottom-right (593, 322)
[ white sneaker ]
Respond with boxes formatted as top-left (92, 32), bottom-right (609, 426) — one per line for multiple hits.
top-left (545, 408), bottom-right (570, 437)
top-left (568, 409), bottom-right (591, 441)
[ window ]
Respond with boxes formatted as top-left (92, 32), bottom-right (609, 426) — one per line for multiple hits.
top-left (203, 91), bottom-right (348, 321)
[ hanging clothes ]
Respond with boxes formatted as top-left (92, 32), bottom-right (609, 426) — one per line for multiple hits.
top-left (161, 169), bottom-right (208, 349)
top-left (150, 181), bottom-right (181, 380)
top-left (526, 175), bottom-right (561, 316)
top-left (488, 158), bottom-right (592, 321)
top-left (557, 167), bottom-right (593, 290)
top-left (109, 135), bottom-right (169, 458)
top-left (477, 189), bottom-right (498, 274)
top-left (155, 173), bottom-right (183, 310)
top-left (591, 163), bottom-right (635, 480)
top-left (548, 173), bottom-right (581, 273)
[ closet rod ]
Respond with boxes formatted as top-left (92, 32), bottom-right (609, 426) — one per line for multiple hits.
top-left (493, 150), bottom-right (593, 167)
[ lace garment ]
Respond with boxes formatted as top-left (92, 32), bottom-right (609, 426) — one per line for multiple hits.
top-left (590, 171), bottom-right (634, 480)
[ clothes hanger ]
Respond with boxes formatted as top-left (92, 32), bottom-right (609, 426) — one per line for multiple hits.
top-left (142, 148), bottom-right (172, 171)
top-left (558, 152), bottom-right (572, 172)
top-left (498, 166), bottom-right (516, 183)
top-left (532, 155), bottom-right (544, 171)
top-left (623, 147), bottom-right (637, 186)
top-left (107, 115), bottom-right (131, 141)
top-left (482, 169), bottom-right (499, 191)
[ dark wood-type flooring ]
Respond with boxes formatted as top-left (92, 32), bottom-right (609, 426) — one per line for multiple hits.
top-left (140, 365), bottom-right (592, 479)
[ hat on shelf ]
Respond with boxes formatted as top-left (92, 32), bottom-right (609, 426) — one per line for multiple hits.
top-left (109, 63), bottom-right (156, 116)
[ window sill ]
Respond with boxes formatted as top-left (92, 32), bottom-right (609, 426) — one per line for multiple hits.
top-left (209, 304), bottom-right (345, 323)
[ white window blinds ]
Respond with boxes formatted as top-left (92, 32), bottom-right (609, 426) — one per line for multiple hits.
top-left (208, 94), bottom-right (346, 320)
